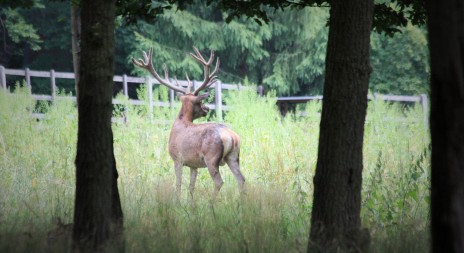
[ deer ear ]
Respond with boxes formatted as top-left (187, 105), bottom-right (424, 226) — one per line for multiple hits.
top-left (197, 92), bottom-right (209, 101)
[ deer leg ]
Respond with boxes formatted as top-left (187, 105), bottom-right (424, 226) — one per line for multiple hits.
top-left (226, 157), bottom-right (245, 193)
top-left (189, 167), bottom-right (198, 200)
top-left (206, 160), bottom-right (223, 200)
top-left (174, 161), bottom-right (183, 197)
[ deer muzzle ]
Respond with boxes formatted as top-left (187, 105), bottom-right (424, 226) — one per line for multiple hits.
top-left (201, 104), bottom-right (210, 114)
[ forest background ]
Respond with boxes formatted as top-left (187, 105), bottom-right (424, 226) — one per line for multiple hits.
top-left (0, 0), bottom-right (429, 97)
top-left (0, 0), bottom-right (435, 252)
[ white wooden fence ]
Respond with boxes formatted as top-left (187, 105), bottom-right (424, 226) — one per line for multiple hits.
top-left (0, 65), bottom-right (250, 121)
top-left (0, 66), bottom-right (429, 127)
top-left (276, 94), bottom-right (429, 128)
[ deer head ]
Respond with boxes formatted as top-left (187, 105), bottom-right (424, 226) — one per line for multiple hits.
top-left (178, 93), bottom-right (210, 121)
top-left (132, 47), bottom-right (219, 121)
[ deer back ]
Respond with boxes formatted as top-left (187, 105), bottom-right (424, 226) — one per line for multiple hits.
top-left (168, 94), bottom-right (240, 168)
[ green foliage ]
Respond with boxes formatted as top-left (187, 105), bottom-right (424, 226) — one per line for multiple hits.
top-left (115, 0), bottom-right (426, 36)
top-left (121, 0), bottom-right (428, 96)
top-left (262, 8), bottom-right (328, 95)
top-left (1, 0), bottom-right (429, 97)
top-left (199, 0), bottom-right (426, 36)
top-left (129, 6), bottom-right (272, 82)
top-left (0, 0), bottom-right (37, 9)
top-left (373, 0), bottom-right (426, 36)
top-left (128, 6), bottom-right (330, 96)
top-left (0, 87), bottom-right (429, 252)
top-left (362, 99), bottom-right (430, 252)
top-left (0, 7), bottom-right (42, 52)
top-left (0, 0), bottom-right (73, 73)
top-left (362, 99), bottom-right (429, 221)
top-left (0, 86), bottom-right (77, 253)
top-left (25, 2), bottom-right (70, 53)
top-left (370, 24), bottom-right (429, 95)
top-left (128, 5), bottom-right (428, 96)
top-left (115, 0), bottom-right (225, 26)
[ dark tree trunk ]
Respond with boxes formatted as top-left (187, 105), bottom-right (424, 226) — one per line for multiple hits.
top-left (426, 1), bottom-right (464, 252)
top-left (72, 0), bottom-right (123, 251)
top-left (71, 2), bottom-right (81, 99)
top-left (308, 0), bottom-right (373, 252)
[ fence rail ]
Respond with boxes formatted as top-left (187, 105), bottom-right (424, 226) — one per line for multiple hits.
top-left (0, 66), bottom-right (429, 127)
top-left (276, 94), bottom-right (428, 128)
top-left (0, 65), bottom-right (248, 121)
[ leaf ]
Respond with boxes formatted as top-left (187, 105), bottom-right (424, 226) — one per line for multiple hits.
top-left (407, 189), bottom-right (418, 201)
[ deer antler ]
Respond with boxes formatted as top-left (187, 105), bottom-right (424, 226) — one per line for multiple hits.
top-left (132, 47), bottom-right (220, 95)
top-left (190, 47), bottom-right (220, 95)
top-left (131, 48), bottom-right (187, 94)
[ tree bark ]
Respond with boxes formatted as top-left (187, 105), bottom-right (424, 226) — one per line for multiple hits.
top-left (308, 0), bottom-right (373, 252)
top-left (426, 1), bottom-right (464, 252)
top-left (72, 0), bottom-right (123, 251)
top-left (71, 2), bottom-right (81, 100)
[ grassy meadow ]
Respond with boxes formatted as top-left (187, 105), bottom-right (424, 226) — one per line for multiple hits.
top-left (0, 86), bottom-right (430, 252)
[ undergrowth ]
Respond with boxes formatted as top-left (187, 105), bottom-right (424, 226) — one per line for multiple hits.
top-left (0, 85), bottom-right (430, 252)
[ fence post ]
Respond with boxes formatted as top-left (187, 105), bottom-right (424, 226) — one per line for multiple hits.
top-left (257, 85), bottom-right (263, 96)
top-left (167, 77), bottom-right (175, 110)
top-left (122, 74), bottom-right (129, 123)
top-left (192, 80), bottom-right (197, 92)
top-left (420, 94), bottom-right (429, 129)
top-left (123, 74), bottom-right (128, 97)
top-left (25, 68), bottom-right (31, 92)
top-left (146, 76), bottom-right (153, 120)
top-left (50, 69), bottom-right (56, 102)
top-left (169, 89), bottom-right (175, 109)
top-left (0, 66), bottom-right (6, 90)
top-left (215, 80), bottom-right (223, 122)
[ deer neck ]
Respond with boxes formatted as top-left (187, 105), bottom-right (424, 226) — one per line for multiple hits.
top-left (176, 102), bottom-right (194, 124)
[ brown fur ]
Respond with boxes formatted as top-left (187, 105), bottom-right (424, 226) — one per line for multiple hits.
top-left (132, 47), bottom-right (244, 199)
top-left (169, 94), bottom-right (245, 199)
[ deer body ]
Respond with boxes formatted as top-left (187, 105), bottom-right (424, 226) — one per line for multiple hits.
top-left (169, 121), bottom-right (240, 169)
top-left (132, 47), bottom-right (245, 199)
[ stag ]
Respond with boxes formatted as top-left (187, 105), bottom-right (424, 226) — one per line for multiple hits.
top-left (132, 47), bottom-right (245, 199)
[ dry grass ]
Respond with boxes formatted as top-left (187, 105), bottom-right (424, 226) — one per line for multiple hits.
top-left (0, 86), bottom-right (430, 252)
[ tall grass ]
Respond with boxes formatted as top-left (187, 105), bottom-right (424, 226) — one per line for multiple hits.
top-left (0, 86), bottom-right (429, 252)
